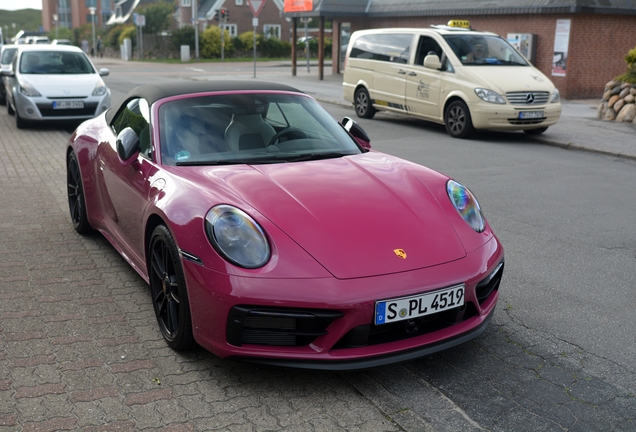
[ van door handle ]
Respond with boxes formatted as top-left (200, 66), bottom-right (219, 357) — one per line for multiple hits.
top-left (397, 70), bottom-right (406, 75)
top-left (408, 72), bottom-right (417, 76)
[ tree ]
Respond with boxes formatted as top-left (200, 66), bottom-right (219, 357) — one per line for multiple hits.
top-left (137, 1), bottom-right (174, 35)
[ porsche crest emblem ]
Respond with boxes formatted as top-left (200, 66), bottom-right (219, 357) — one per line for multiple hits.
top-left (393, 249), bottom-right (407, 259)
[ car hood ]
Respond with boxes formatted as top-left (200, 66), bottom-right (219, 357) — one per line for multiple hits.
top-left (465, 66), bottom-right (556, 94)
top-left (21, 74), bottom-right (100, 98)
top-left (195, 153), bottom-right (467, 279)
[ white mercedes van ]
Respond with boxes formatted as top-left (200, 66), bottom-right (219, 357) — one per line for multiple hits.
top-left (343, 21), bottom-right (561, 138)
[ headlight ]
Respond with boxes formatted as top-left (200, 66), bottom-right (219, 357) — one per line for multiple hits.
top-left (205, 205), bottom-right (270, 268)
top-left (92, 79), bottom-right (108, 96)
top-left (474, 88), bottom-right (505, 104)
top-left (550, 88), bottom-right (560, 103)
top-left (447, 180), bottom-right (485, 233)
top-left (19, 81), bottom-right (41, 97)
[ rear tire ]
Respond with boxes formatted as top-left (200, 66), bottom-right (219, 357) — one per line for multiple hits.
top-left (354, 87), bottom-right (376, 119)
top-left (523, 127), bottom-right (548, 135)
top-left (67, 151), bottom-right (93, 235)
top-left (445, 100), bottom-right (475, 139)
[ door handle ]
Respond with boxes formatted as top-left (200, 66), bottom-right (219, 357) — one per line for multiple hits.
top-left (408, 72), bottom-right (417, 76)
top-left (397, 70), bottom-right (406, 75)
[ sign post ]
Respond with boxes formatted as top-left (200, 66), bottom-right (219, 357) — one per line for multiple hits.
top-left (247, 0), bottom-right (267, 78)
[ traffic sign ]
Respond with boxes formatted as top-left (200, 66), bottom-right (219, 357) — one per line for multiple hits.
top-left (247, 0), bottom-right (266, 17)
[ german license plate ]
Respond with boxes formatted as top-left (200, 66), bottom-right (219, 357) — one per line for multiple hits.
top-left (518, 110), bottom-right (544, 119)
top-left (375, 285), bottom-right (465, 325)
top-left (53, 101), bottom-right (84, 109)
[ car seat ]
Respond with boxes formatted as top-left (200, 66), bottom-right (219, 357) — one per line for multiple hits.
top-left (224, 114), bottom-right (276, 151)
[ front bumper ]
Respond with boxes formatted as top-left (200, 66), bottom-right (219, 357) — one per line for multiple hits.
top-left (469, 101), bottom-right (562, 131)
top-left (182, 236), bottom-right (504, 370)
top-left (14, 91), bottom-right (111, 122)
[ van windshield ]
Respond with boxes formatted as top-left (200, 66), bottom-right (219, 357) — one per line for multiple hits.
top-left (444, 34), bottom-right (529, 66)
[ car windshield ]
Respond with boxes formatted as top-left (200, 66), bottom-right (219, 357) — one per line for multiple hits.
top-left (159, 93), bottom-right (362, 166)
top-left (19, 51), bottom-right (95, 74)
top-left (444, 34), bottom-right (529, 66)
top-left (1, 48), bottom-right (17, 65)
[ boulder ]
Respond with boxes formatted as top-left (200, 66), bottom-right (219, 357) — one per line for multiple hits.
top-left (616, 103), bottom-right (636, 122)
top-left (603, 107), bottom-right (617, 121)
top-left (597, 102), bottom-right (607, 119)
top-left (611, 85), bottom-right (623, 95)
top-left (619, 87), bottom-right (632, 98)
top-left (614, 99), bottom-right (626, 113)
top-left (603, 90), bottom-right (612, 101)
top-left (608, 94), bottom-right (621, 108)
top-left (631, 87), bottom-right (636, 96)
top-left (625, 94), bottom-right (635, 104)
top-left (605, 80), bottom-right (616, 90)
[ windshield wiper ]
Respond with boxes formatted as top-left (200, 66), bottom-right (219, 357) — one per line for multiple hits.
top-left (285, 152), bottom-right (356, 162)
top-left (175, 159), bottom-right (249, 166)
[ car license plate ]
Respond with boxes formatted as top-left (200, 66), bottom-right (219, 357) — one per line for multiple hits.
top-left (518, 110), bottom-right (544, 119)
top-left (375, 285), bottom-right (465, 325)
top-left (53, 101), bottom-right (84, 109)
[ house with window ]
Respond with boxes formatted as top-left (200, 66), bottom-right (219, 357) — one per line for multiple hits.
top-left (174, 0), bottom-right (291, 41)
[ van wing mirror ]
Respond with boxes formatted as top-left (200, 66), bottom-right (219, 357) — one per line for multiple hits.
top-left (424, 54), bottom-right (442, 70)
top-left (342, 116), bottom-right (371, 151)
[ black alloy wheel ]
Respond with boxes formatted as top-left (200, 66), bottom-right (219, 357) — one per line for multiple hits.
top-left (67, 151), bottom-right (93, 235)
top-left (354, 87), bottom-right (376, 119)
top-left (445, 100), bottom-right (475, 139)
top-left (149, 225), bottom-right (195, 351)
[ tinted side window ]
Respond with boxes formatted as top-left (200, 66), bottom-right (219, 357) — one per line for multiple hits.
top-left (111, 98), bottom-right (152, 157)
top-left (350, 33), bottom-right (412, 64)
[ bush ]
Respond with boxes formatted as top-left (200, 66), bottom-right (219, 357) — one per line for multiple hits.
top-left (237, 31), bottom-right (264, 51)
top-left (105, 25), bottom-right (127, 49)
top-left (171, 26), bottom-right (195, 51)
top-left (200, 26), bottom-right (234, 58)
top-left (260, 37), bottom-right (291, 58)
top-left (296, 37), bottom-right (332, 57)
top-left (118, 25), bottom-right (136, 47)
top-left (614, 46), bottom-right (636, 84)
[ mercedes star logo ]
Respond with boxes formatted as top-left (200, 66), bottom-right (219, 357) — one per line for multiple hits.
top-left (526, 93), bottom-right (535, 104)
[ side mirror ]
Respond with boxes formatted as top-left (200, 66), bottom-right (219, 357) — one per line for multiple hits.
top-left (99, 68), bottom-right (110, 76)
top-left (116, 127), bottom-right (140, 165)
top-left (424, 54), bottom-right (442, 70)
top-left (1, 69), bottom-right (14, 77)
top-left (342, 116), bottom-right (371, 151)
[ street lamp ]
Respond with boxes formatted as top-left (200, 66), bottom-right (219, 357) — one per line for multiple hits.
top-left (52, 14), bottom-right (58, 39)
top-left (88, 7), bottom-right (96, 55)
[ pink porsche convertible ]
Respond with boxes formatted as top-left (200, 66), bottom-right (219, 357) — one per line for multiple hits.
top-left (66, 81), bottom-right (504, 370)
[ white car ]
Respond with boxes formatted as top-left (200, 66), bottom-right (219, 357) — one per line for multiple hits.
top-left (2, 45), bottom-right (111, 129)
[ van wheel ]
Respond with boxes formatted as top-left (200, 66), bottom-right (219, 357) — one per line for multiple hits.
top-left (523, 127), bottom-right (548, 135)
top-left (7, 99), bottom-right (14, 116)
top-left (445, 101), bottom-right (474, 138)
top-left (354, 88), bottom-right (376, 119)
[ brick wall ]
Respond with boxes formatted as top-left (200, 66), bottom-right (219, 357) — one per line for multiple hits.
top-left (333, 13), bottom-right (636, 100)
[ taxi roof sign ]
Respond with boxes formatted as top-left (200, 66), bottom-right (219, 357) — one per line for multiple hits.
top-left (448, 20), bottom-right (471, 29)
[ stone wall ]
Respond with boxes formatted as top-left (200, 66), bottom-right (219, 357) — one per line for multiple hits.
top-left (597, 81), bottom-right (636, 123)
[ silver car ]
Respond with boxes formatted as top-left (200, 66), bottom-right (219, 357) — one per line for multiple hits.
top-left (2, 44), bottom-right (111, 129)
top-left (0, 45), bottom-right (18, 105)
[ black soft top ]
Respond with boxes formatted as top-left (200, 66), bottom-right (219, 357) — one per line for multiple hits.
top-left (105, 80), bottom-right (303, 124)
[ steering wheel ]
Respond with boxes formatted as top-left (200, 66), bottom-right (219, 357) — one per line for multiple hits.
top-left (267, 127), bottom-right (308, 147)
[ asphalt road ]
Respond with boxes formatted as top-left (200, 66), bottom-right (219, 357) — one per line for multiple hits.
top-left (0, 59), bottom-right (634, 431)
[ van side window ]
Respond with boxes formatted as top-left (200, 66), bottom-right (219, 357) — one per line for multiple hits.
top-left (415, 36), bottom-right (443, 65)
top-left (349, 33), bottom-right (412, 64)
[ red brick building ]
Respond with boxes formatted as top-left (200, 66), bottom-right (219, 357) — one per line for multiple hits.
top-left (283, 0), bottom-right (636, 99)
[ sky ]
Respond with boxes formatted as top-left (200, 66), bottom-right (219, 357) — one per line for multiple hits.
top-left (0, 0), bottom-right (42, 10)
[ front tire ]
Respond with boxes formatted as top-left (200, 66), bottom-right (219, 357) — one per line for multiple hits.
top-left (15, 110), bottom-right (27, 129)
top-left (149, 225), bottom-right (195, 351)
top-left (354, 87), bottom-right (376, 119)
top-left (523, 127), bottom-right (548, 135)
top-left (7, 99), bottom-right (14, 116)
top-left (445, 100), bottom-right (475, 139)
top-left (67, 151), bottom-right (93, 235)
